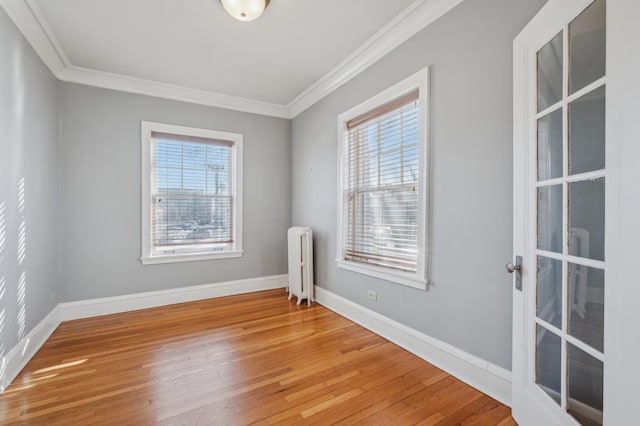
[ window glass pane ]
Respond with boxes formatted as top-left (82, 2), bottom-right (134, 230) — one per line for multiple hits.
top-left (154, 196), bottom-right (232, 245)
top-left (568, 264), bottom-right (604, 352)
top-left (151, 135), bottom-right (235, 250)
top-left (536, 324), bottom-right (562, 405)
top-left (568, 178), bottom-right (605, 261)
top-left (344, 95), bottom-right (421, 273)
top-left (380, 152), bottom-right (402, 186)
top-left (155, 139), bottom-right (181, 169)
top-left (537, 32), bottom-right (563, 112)
top-left (569, 0), bottom-right (606, 94)
top-left (537, 185), bottom-right (562, 253)
top-left (568, 343), bottom-right (604, 425)
top-left (206, 145), bottom-right (231, 196)
top-left (182, 142), bottom-right (207, 169)
top-left (182, 168), bottom-right (206, 194)
top-left (155, 167), bottom-right (181, 194)
top-left (538, 109), bottom-right (563, 181)
top-left (569, 86), bottom-right (605, 175)
top-left (536, 256), bottom-right (562, 329)
top-left (403, 145), bottom-right (419, 185)
top-left (346, 189), bottom-right (418, 272)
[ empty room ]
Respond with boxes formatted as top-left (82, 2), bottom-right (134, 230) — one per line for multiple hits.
top-left (0, 0), bottom-right (638, 424)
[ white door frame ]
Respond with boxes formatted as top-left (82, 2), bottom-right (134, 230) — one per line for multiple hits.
top-left (512, 0), bottom-right (605, 424)
top-left (602, 1), bottom-right (640, 425)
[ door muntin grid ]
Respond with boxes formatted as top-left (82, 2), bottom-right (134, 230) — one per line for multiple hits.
top-left (533, 0), bottom-right (606, 424)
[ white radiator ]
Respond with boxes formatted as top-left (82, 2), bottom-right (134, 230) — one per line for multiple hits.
top-left (287, 226), bottom-right (314, 306)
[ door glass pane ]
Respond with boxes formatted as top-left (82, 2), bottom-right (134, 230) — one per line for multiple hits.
top-left (537, 257), bottom-right (562, 329)
top-left (568, 264), bottom-right (604, 352)
top-left (568, 343), bottom-right (604, 425)
top-left (538, 32), bottom-right (563, 112)
top-left (536, 324), bottom-right (561, 405)
top-left (538, 185), bottom-right (562, 253)
top-left (568, 178), bottom-right (605, 261)
top-left (538, 109), bottom-right (563, 181)
top-left (569, 86), bottom-right (606, 175)
top-left (569, 0), bottom-right (606, 94)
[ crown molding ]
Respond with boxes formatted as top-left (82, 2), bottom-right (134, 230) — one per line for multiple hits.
top-left (1, 0), bottom-right (289, 118)
top-left (1, 0), bottom-right (465, 119)
top-left (0, 0), bottom-right (67, 74)
top-left (57, 66), bottom-right (291, 118)
top-left (24, 0), bottom-right (71, 66)
top-left (286, 0), bottom-right (465, 117)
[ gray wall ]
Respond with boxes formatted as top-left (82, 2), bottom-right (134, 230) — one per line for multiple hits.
top-left (291, 0), bottom-right (546, 369)
top-left (58, 83), bottom-right (291, 301)
top-left (0, 0), bottom-right (547, 374)
top-left (0, 8), bottom-right (59, 361)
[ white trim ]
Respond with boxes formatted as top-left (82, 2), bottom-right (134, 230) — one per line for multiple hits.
top-left (336, 260), bottom-right (427, 290)
top-left (0, 275), bottom-right (287, 394)
top-left (287, 0), bottom-right (464, 117)
top-left (314, 286), bottom-right (513, 406)
top-left (140, 250), bottom-right (244, 265)
top-left (512, 1), bottom-right (602, 425)
top-left (2, 279), bottom-right (507, 402)
top-left (60, 275), bottom-right (287, 321)
top-left (0, 0), bottom-right (66, 75)
top-left (58, 66), bottom-right (290, 119)
top-left (22, 0), bottom-right (71, 67)
top-left (140, 121), bottom-right (244, 265)
top-left (0, 0), bottom-right (288, 118)
top-left (336, 67), bottom-right (430, 290)
top-left (0, 0), bottom-right (464, 119)
top-left (0, 305), bottom-right (61, 393)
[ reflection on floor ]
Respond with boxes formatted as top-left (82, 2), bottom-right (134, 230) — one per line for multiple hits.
top-left (0, 289), bottom-right (516, 425)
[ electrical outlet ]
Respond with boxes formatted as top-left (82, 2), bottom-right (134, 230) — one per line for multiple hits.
top-left (367, 290), bottom-right (377, 302)
top-left (50, 291), bottom-right (55, 302)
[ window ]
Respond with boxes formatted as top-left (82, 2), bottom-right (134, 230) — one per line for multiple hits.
top-left (141, 121), bottom-right (243, 265)
top-left (336, 68), bottom-right (429, 289)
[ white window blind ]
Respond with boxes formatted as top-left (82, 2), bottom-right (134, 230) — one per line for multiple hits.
top-left (141, 122), bottom-right (243, 265)
top-left (151, 131), bottom-right (235, 254)
top-left (343, 90), bottom-right (420, 273)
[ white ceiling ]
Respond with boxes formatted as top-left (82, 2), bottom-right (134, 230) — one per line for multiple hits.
top-left (2, 0), bottom-right (464, 116)
top-left (34, 0), bottom-right (415, 105)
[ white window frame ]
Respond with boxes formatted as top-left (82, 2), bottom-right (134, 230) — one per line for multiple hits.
top-left (140, 121), bottom-right (243, 265)
top-left (336, 67), bottom-right (429, 290)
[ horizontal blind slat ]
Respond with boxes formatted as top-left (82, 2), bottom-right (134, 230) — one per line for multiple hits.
top-left (343, 91), bottom-right (421, 272)
top-left (152, 134), bottom-right (234, 250)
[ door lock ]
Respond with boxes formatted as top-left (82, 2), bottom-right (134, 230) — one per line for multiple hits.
top-left (506, 255), bottom-right (523, 291)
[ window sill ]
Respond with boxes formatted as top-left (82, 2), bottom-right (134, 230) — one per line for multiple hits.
top-left (141, 250), bottom-right (244, 265)
top-left (336, 259), bottom-right (428, 290)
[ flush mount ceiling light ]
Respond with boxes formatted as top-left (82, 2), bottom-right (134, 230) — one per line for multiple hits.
top-left (219, 0), bottom-right (270, 22)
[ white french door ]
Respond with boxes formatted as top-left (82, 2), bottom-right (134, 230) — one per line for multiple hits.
top-left (512, 0), bottom-right (607, 425)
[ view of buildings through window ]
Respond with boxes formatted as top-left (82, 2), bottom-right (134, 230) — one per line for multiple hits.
top-left (152, 137), bottom-right (233, 248)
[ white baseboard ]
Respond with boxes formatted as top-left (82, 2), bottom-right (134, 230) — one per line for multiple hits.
top-left (1, 276), bottom-right (510, 407)
top-left (314, 285), bottom-right (513, 406)
top-left (0, 274), bottom-right (287, 394)
top-left (60, 274), bottom-right (288, 321)
top-left (1, 305), bottom-right (61, 393)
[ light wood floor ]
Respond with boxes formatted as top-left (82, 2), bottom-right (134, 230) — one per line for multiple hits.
top-left (0, 289), bottom-right (516, 425)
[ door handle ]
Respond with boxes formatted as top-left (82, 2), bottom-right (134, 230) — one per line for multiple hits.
top-left (506, 255), bottom-right (523, 291)
top-left (505, 263), bottom-right (521, 273)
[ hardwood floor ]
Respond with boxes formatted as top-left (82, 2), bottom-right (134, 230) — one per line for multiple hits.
top-left (0, 290), bottom-right (516, 425)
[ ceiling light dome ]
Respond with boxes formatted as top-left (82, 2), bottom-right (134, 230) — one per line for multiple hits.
top-left (220, 0), bottom-right (270, 22)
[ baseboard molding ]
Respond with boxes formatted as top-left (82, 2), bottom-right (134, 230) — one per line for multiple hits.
top-left (1, 277), bottom-right (510, 407)
top-left (0, 274), bottom-right (287, 394)
top-left (1, 305), bottom-right (61, 393)
top-left (314, 285), bottom-right (513, 406)
top-left (60, 274), bottom-right (288, 321)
